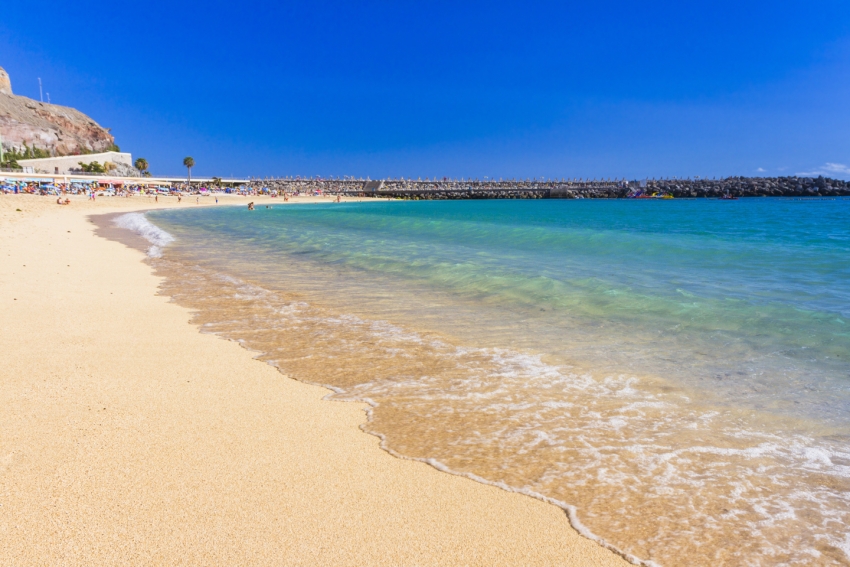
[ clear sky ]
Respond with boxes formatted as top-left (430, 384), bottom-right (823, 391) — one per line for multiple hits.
top-left (2, 1), bottom-right (849, 179)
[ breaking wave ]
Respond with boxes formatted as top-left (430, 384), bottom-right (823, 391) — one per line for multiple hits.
top-left (113, 212), bottom-right (175, 257)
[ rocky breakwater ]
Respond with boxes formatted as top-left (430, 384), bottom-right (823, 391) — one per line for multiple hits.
top-left (246, 176), bottom-right (850, 199)
top-left (0, 66), bottom-right (114, 155)
top-left (380, 177), bottom-right (850, 199)
top-left (639, 176), bottom-right (850, 198)
top-left (385, 188), bottom-right (548, 200)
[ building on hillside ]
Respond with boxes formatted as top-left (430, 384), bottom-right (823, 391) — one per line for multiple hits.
top-left (16, 151), bottom-right (134, 175)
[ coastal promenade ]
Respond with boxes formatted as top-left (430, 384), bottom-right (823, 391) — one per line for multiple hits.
top-left (0, 168), bottom-right (248, 187)
top-left (0, 193), bottom-right (629, 566)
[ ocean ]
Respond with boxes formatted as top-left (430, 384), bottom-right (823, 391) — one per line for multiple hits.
top-left (124, 198), bottom-right (850, 565)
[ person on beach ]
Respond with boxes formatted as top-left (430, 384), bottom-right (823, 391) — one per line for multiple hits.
top-left (155, 195), bottom-right (159, 203)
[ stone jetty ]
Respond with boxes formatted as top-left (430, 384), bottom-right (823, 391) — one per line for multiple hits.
top-left (246, 176), bottom-right (850, 199)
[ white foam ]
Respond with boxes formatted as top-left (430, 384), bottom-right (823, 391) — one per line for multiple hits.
top-left (113, 213), bottom-right (175, 257)
top-left (836, 533), bottom-right (850, 561)
top-left (153, 262), bottom-right (850, 566)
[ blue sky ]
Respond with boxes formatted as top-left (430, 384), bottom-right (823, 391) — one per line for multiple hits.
top-left (2, 1), bottom-right (849, 179)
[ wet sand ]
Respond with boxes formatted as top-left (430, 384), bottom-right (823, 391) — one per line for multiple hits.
top-left (0, 193), bottom-right (630, 566)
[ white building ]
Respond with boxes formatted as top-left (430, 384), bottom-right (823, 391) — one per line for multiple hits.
top-left (16, 151), bottom-right (134, 175)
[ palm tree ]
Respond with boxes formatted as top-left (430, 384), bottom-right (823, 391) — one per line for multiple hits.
top-left (134, 157), bottom-right (148, 175)
top-left (183, 156), bottom-right (195, 184)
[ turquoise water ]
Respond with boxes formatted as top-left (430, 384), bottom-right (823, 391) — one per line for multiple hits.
top-left (141, 198), bottom-right (850, 566)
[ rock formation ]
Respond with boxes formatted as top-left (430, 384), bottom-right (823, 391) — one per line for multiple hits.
top-left (0, 66), bottom-right (115, 155)
top-left (0, 67), bottom-right (11, 95)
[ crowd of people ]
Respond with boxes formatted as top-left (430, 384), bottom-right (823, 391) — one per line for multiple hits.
top-left (0, 179), bottom-right (255, 198)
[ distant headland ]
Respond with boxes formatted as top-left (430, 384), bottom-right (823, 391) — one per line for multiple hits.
top-left (0, 66), bottom-right (115, 157)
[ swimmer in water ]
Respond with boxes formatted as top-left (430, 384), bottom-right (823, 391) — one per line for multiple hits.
top-left (248, 202), bottom-right (255, 210)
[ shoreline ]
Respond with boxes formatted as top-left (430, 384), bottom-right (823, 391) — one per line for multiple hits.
top-left (0, 193), bottom-right (630, 565)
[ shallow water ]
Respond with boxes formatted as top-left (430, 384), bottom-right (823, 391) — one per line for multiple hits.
top-left (137, 199), bottom-right (849, 565)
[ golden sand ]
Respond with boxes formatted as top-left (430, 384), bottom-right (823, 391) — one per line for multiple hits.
top-left (0, 193), bottom-right (629, 566)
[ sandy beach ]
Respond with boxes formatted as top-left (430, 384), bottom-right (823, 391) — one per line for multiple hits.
top-left (0, 193), bottom-right (629, 566)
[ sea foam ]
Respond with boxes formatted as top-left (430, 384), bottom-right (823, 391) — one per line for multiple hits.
top-left (142, 200), bottom-right (850, 566)
top-left (113, 212), bottom-right (175, 257)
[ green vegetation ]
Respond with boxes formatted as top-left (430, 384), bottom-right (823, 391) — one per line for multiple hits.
top-left (183, 156), bottom-right (195, 182)
top-left (0, 152), bottom-right (17, 169)
top-left (0, 143), bottom-right (51, 169)
top-left (134, 157), bottom-right (149, 175)
top-left (0, 143), bottom-right (123, 170)
top-left (77, 161), bottom-right (106, 173)
top-left (22, 143), bottom-right (51, 159)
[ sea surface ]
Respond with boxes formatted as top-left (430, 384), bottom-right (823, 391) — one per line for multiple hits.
top-left (125, 198), bottom-right (849, 565)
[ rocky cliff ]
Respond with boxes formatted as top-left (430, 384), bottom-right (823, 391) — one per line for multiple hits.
top-left (0, 66), bottom-right (114, 155)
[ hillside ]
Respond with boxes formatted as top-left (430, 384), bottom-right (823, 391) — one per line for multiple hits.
top-left (0, 66), bottom-right (114, 156)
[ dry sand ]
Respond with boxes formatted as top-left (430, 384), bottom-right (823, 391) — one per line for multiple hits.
top-left (0, 193), bottom-right (630, 566)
